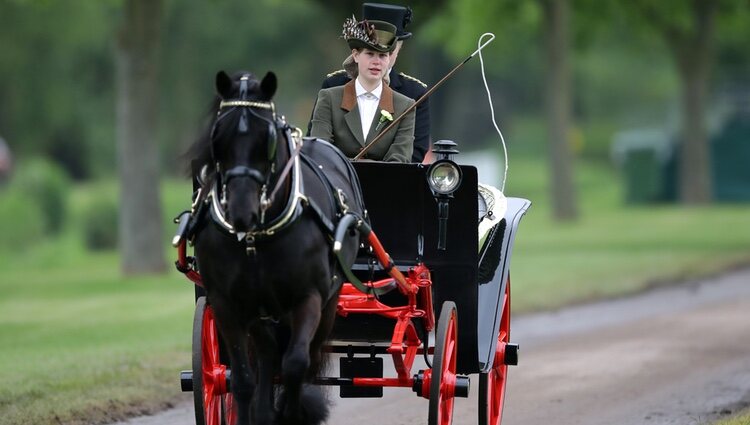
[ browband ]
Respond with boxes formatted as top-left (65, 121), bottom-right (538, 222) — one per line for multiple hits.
top-left (219, 100), bottom-right (274, 110)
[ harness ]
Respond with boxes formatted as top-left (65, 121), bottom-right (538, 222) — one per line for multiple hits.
top-left (196, 130), bottom-right (357, 255)
top-left (174, 75), bottom-right (377, 301)
top-left (176, 94), bottom-right (356, 250)
top-left (207, 129), bottom-right (306, 241)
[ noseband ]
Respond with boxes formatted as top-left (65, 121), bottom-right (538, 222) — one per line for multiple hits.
top-left (223, 164), bottom-right (265, 186)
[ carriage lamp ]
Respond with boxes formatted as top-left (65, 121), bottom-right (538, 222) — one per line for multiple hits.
top-left (427, 140), bottom-right (463, 250)
top-left (427, 140), bottom-right (463, 197)
top-left (432, 139), bottom-right (459, 161)
top-left (427, 160), bottom-right (462, 195)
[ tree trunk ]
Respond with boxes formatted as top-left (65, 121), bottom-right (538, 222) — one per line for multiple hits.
top-left (673, 0), bottom-right (716, 204)
top-left (542, 0), bottom-right (578, 220)
top-left (115, 0), bottom-right (165, 274)
top-left (677, 62), bottom-right (712, 204)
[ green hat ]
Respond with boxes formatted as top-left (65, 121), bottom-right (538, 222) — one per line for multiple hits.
top-left (342, 16), bottom-right (397, 53)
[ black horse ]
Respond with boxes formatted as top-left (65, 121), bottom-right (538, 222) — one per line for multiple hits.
top-left (188, 71), bottom-right (366, 425)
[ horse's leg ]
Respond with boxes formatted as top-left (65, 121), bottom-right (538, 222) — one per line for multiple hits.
top-left (307, 293), bottom-right (339, 379)
top-left (279, 293), bottom-right (322, 425)
top-left (248, 322), bottom-right (278, 425)
top-left (216, 318), bottom-right (255, 425)
top-left (277, 293), bottom-right (337, 425)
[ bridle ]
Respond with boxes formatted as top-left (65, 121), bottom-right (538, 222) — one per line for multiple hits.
top-left (206, 74), bottom-right (304, 241)
top-left (209, 74), bottom-right (281, 213)
top-left (211, 75), bottom-right (279, 183)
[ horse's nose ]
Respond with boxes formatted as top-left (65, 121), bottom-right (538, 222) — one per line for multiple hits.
top-left (226, 204), bottom-right (258, 233)
top-left (230, 212), bottom-right (258, 233)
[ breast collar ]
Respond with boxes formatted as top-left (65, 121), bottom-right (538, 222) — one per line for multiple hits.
top-left (207, 133), bottom-right (306, 241)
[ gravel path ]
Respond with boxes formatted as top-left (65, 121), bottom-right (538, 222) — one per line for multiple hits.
top-left (113, 268), bottom-right (750, 425)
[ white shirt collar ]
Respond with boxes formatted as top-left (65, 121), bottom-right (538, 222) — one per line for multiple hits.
top-left (355, 78), bottom-right (382, 100)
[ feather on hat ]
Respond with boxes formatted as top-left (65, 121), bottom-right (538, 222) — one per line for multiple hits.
top-left (341, 16), bottom-right (397, 53)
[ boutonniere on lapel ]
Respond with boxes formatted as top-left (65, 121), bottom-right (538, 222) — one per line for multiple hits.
top-left (375, 109), bottom-right (393, 132)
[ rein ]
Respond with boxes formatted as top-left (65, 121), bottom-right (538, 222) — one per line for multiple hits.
top-left (264, 128), bottom-right (303, 212)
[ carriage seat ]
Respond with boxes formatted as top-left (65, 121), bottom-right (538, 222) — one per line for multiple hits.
top-left (478, 183), bottom-right (507, 240)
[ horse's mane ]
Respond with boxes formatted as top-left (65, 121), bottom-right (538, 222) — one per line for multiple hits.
top-left (183, 96), bottom-right (220, 178)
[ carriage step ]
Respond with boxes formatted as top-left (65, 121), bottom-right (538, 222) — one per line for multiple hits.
top-left (339, 356), bottom-right (384, 398)
top-left (180, 370), bottom-right (193, 392)
top-left (504, 343), bottom-right (519, 366)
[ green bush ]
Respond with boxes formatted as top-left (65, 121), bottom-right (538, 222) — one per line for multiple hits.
top-left (0, 188), bottom-right (45, 251)
top-left (13, 158), bottom-right (71, 234)
top-left (82, 197), bottom-right (118, 251)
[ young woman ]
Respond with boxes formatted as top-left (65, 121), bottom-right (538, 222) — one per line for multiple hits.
top-left (310, 18), bottom-right (415, 162)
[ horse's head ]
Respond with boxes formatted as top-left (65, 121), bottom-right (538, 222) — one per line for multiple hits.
top-left (210, 70), bottom-right (279, 233)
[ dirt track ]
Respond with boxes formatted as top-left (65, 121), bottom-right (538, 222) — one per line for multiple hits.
top-left (115, 268), bottom-right (750, 425)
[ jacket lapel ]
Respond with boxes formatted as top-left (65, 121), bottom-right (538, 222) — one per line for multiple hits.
top-left (366, 84), bottom-right (396, 143)
top-left (340, 81), bottom-right (365, 146)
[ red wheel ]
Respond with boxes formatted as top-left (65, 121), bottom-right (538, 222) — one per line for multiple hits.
top-left (428, 301), bottom-right (458, 425)
top-left (192, 297), bottom-right (234, 425)
top-left (479, 277), bottom-right (511, 425)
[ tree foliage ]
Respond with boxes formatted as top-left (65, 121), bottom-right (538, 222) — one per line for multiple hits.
top-left (0, 0), bottom-right (749, 209)
top-left (0, 0), bottom-right (338, 177)
top-left (0, 0), bottom-right (117, 179)
top-left (159, 0), bottom-right (335, 173)
top-left (615, 0), bottom-right (749, 204)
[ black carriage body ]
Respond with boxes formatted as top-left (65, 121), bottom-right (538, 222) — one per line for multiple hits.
top-left (331, 162), bottom-right (479, 373)
top-left (331, 162), bottom-right (530, 375)
top-left (476, 196), bottom-right (530, 372)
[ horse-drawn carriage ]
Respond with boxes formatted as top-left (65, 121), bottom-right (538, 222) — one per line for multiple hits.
top-left (173, 71), bottom-right (529, 425)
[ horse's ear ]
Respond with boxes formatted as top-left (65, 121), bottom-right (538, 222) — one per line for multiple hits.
top-left (260, 72), bottom-right (277, 100)
top-left (216, 71), bottom-right (233, 99)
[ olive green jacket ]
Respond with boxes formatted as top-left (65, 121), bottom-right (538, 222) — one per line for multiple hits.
top-left (310, 80), bottom-right (415, 162)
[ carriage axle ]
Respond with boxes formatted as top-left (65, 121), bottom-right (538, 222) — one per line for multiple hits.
top-left (412, 370), bottom-right (470, 399)
top-left (180, 369), bottom-right (232, 393)
top-left (179, 369), bottom-right (470, 399)
top-left (503, 343), bottom-right (519, 366)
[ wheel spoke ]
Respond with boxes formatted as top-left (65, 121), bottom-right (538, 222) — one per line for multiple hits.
top-left (222, 394), bottom-right (236, 425)
top-left (479, 277), bottom-right (512, 425)
top-left (194, 298), bottom-right (231, 425)
top-left (429, 301), bottom-right (458, 425)
top-left (206, 394), bottom-right (221, 425)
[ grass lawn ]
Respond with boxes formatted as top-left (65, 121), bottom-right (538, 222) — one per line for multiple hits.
top-left (0, 248), bottom-right (194, 425)
top-left (1, 162), bottom-right (749, 424)
top-left (714, 411), bottom-right (750, 425)
top-left (0, 181), bottom-right (196, 425)
top-left (505, 156), bottom-right (750, 311)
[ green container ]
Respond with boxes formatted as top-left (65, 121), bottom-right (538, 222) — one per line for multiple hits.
top-left (622, 148), bottom-right (663, 203)
top-left (712, 112), bottom-right (750, 201)
top-left (612, 129), bottom-right (673, 204)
